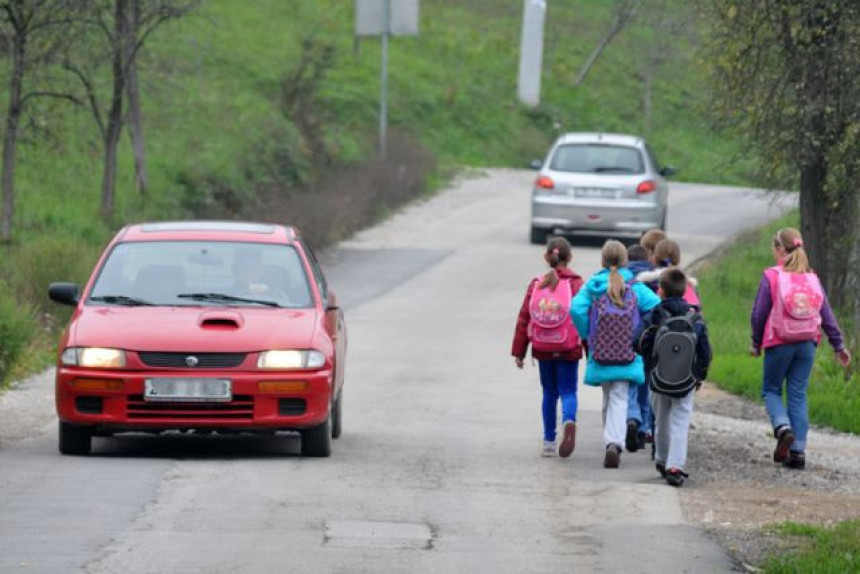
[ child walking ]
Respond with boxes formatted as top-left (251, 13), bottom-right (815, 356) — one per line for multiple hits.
top-left (570, 240), bottom-right (660, 468)
top-left (750, 228), bottom-right (851, 469)
top-left (512, 237), bottom-right (584, 458)
top-left (625, 243), bottom-right (656, 451)
top-left (637, 269), bottom-right (712, 486)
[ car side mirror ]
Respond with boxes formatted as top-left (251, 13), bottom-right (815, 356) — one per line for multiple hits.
top-left (529, 159), bottom-right (543, 170)
top-left (49, 282), bottom-right (80, 306)
top-left (660, 165), bottom-right (677, 177)
top-left (325, 291), bottom-right (339, 311)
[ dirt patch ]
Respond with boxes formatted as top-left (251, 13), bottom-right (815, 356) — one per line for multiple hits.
top-left (680, 383), bottom-right (860, 568)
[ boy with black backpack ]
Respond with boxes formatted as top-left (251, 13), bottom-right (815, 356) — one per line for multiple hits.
top-left (637, 268), bottom-right (712, 486)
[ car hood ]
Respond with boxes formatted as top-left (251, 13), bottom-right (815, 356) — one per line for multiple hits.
top-left (69, 305), bottom-right (318, 352)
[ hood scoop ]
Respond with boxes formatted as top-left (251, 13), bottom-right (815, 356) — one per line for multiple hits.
top-left (198, 311), bottom-right (244, 330)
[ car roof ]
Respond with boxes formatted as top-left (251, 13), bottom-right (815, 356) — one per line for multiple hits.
top-left (555, 132), bottom-right (645, 147)
top-left (117, 221), bottom-right (299, 244)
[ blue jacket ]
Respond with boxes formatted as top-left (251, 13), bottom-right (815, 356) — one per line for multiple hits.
top-left (570, 268), bottom-right (661, 386)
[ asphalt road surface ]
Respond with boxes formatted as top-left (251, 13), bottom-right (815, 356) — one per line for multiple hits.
top-left (0, 171), bottom-right (794, 573)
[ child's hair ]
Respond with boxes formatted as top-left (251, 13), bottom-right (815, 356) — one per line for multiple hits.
top-left (627, 244), bottom-right (649, 262)
top-left (659, 268), bottom-right (687, 298)
top-left (602, 239), bottom-right (629, 307)
top-left (539, 236), bottom-right (572, 289)
top-left (640, 229), bottom-right (667, 255)
top-left (653, 239), bottom-right (681, 267)
top-left (774, 228), bottom-right (810, 273)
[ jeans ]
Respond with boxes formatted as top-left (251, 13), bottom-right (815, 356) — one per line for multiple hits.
top-left (762, 341), bottom-right (816, 452)
top-left (601, 380), bottom-right (630, 449)
top-left (651, 391), bottom-right (694, 470)
top-left (627, 381), bottom-right (652, 434)
top-left (538, 360), bottom-right (579, 442)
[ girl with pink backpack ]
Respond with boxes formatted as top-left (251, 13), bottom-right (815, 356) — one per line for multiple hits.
top-left (750, 228), bottom-right (851, 469)
top-left (512, 237), bottom-right (584, 458)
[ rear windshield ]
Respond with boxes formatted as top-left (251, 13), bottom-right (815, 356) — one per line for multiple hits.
top-left (549, 144), bottom-right (645, 174)
top-left (88, 241), bottom-right (313, 308)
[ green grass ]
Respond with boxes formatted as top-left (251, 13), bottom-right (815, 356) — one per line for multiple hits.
top-left (764, 521), bottom-right (860, 573)
top-left (697, 211), bottom-right (860, 434)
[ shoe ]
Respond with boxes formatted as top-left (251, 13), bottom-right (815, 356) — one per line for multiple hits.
top-left (655, 462), bottom-right (667, 478)
top-left (665, 468), bottom-right (688, 487)
top-left (644, 432), bottom-right (654, 444)
top-left (637, 432), bottom-right (647, 450)
top-left (558, 420), bottom-right (576, 458)
top-left (625, 419), bottom-right (640, 452)
top-left (604, 444), bottom-right (621, 468)
top-left (783, 451), bottom-right (806, 470)
top-left (542, 440), bottom-right (556, 457)
top-left (773, 425), bottom-right (795, 463)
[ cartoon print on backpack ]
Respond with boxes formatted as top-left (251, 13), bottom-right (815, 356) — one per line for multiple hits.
top-left (512, 237), bottom-right (584, 459)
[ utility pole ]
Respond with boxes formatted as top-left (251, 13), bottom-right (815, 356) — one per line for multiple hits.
top-left (517, 0), bottom-right (547, 107)
top-left (379, 0), bottom-right (390, 159)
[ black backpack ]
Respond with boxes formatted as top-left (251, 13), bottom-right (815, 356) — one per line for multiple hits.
top-left (648, 308), bottom-right (701, 397)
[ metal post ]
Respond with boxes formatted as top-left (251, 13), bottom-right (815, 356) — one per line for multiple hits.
top-left (379, 0), bottom-right (390, 159)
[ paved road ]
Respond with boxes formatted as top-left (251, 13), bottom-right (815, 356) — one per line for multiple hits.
top-left (0, 172), bottom-right (793, 573)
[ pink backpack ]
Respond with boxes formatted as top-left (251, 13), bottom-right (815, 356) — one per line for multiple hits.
top-left (683, 284), bottom-right (701, 309)
top-left (528, 277), bottom-right (580, 353)
top-left (770, 267), bottom-right (823, 342)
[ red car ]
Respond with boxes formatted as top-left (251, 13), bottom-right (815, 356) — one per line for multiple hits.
top-left (48, 221), bottom-right (346, 457)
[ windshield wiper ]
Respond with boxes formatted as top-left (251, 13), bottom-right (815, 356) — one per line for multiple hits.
top-left (176, 292), bottom-right (281, 308)
top-left (593, 166), bottom-right (635, 173)
top-left (90, 295), bottom-right (155, 306)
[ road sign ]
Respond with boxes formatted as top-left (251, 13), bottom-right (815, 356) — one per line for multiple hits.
top-left (356, 0), bottom-right (419, 36)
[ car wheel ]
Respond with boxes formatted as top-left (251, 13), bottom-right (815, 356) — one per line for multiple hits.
top-left (301, 412), bottom-right (332, 457)
top-left (660, 208), bottom-right (668, 231)
top-left (530, 226), bottom-right (548, 245)
top-left (59, 422), bottom-right (92, 455)
top-left (331, 391), bottom-right (343, 440)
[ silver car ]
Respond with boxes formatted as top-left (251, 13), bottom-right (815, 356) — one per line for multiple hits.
top-left (529, 132), bottom-right (675, 244)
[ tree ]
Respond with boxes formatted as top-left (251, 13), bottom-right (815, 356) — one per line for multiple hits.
top-left (0, 0), bottom-right (84, 242)
top-left (706, 1), bottom-right (860, 311)
top-left (64, 0), bottom-right (197, 221)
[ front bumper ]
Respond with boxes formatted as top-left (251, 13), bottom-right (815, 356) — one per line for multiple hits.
top-left (56, 367), bottom-right (333, 432)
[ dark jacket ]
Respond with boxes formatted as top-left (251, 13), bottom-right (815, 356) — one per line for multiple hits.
top-left (627, 260), bottom-right (653, 277)
top-left (512, 267), bottom-right (584, 361)
top-left (636, 296), bottom-right (712, 385)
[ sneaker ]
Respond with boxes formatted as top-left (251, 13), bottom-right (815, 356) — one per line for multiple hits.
top-left (637, 432), bottom-right (647, 450)
top-left (542, 441), bottom-right (556, 457)
top-left (665, 468), bottom-right (688, 487)
top-left (643, 432), bottom-right (654, 444)
top-left (773, 425), bottom-right (795, 463)
top-left (783, 451), bottom-right (806, 470)
top-left (625, 419), bottom-right (640, 452)
top-left (655, 462), bottom-right (667, 478)
top-left (558, 420), bottom-right (576, 458)
top-left (604, 444), bottom-right (621, 468)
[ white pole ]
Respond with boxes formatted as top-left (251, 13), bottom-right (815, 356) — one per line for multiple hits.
top-left (380, 0), bottom-right (390, 159)
top-left (518, 0), bottom-right (546, 107)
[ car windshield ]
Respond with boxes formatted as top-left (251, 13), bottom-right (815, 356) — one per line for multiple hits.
top-left (88, 241), bottom-right (314, 308)
top-left (549, 144), bottom-right (645, 174)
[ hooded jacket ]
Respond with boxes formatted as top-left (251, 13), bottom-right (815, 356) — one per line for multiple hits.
top-left (570, 268), bottom-right (661, 386)
top-left (512, 267), bottom-right (585, 361)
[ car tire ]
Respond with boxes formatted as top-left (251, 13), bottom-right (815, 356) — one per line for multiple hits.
top-left (59, 422), bottom-right (92, 455)
top-left (660, 208), bottom-right (668, 231)
top-left (331, 391), bottom-right (343, 440)
top-left (301, 412), bottom-right (332, 457)
top-left (530, 226), bottom-right (548, 245)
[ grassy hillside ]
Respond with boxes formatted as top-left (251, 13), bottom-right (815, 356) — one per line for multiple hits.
top-left (0, 0), bottom-right (753, 385)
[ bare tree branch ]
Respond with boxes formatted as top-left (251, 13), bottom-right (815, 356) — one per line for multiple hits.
top-left (574, 0), bottom-right (645, 86)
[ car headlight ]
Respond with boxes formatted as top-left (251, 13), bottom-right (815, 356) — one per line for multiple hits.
top-left (61, 347), bottom-right (127, 368)
top-left (257, 350), bottom-right (325, 369)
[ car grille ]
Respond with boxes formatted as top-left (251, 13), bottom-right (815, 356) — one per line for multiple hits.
top-left (126, 395), bottom-right (255, 420)
top-left (138, 352), bottom-right (247, 369)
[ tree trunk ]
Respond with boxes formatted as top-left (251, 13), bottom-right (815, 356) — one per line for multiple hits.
top-left (799, 160), bottom-right (838, 295)
top-left (0, 26), bottom-right (25, 242)
top-left (100, 0), bottom-right (128, 221)
top-left (125, 0), bottom-right (147, 196)
top-left (643, 66), bottom-right (653, 135)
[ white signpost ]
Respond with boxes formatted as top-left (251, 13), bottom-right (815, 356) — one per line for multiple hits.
top-left (518, 0), bottom-right (547, 107)
top-left (356, 0), bottom-right (419, 159)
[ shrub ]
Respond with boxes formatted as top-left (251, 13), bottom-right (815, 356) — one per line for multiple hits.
top-left (0, 287), bottom-right (36, 386)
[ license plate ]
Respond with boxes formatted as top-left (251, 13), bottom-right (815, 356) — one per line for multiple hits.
top-left (144, 378), bottom-right (232, 402)
top-left (574, 187), bottom-right (617, 199)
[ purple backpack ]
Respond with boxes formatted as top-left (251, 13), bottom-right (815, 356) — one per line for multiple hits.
top-left (588, 284), bottom-right (639, 365)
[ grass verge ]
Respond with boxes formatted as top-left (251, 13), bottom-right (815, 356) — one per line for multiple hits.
top-left (764, 521), bottom-right (860, 573)
top-left (696, 210), bottom-right (860, 434)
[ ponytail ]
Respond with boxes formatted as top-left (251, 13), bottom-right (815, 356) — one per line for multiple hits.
top-left (601, 239), bottom-right (629, 307)
top-left (774, 228), bottom-right (810, 273)
top-left (539, 236), bottom-right (572, 289)
top-left (608, 266), bottom-right (626, 306)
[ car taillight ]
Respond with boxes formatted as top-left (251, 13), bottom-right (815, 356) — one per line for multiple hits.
top-left (636, 180), bottom-right (657, 194)
top-left (535, 176), bottom-right (555, 190)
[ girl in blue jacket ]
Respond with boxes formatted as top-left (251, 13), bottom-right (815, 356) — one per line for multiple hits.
top-left (570, 240), bottom-right (660, 468)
